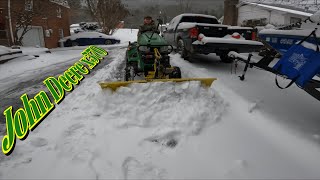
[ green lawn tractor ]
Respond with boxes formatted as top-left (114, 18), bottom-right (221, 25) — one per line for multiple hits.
top-left (99, 24), bottom-right (216, 91)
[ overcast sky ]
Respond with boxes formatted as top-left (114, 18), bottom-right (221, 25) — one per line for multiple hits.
top-left (122, 0), bottom-right (224, 9)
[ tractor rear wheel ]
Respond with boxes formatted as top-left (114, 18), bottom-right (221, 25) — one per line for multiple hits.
top-left (125, 65), bottom-right (135, 81)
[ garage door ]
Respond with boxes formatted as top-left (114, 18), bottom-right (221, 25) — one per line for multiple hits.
top-left (18, 26), bottom-right (45, 47)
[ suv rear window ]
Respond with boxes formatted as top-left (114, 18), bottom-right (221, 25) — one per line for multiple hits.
top-left (180, 16), bottom-right (219, 24)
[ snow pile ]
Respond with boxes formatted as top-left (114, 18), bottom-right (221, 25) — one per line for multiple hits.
top-left (224, 33), bottom-right (246, 40)
top-left (112, 28), bottom-right (139, 43)
top-left (103, 81), bottom-right (225, 136)
top-left (20, 47), bottom-right (50, 56)
top-left (265, 24), bottom-right (276, 29)
top-left (193, 34), bottom-right (263, 46)
top-left (0, 46), bottom-right (11, 55)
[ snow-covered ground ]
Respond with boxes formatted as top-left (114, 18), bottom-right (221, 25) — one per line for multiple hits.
top-left (0, 30), bottom-right (320, 179)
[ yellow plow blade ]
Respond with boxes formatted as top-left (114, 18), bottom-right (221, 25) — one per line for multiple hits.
top-left (99, 78), bottom-right (217, 91)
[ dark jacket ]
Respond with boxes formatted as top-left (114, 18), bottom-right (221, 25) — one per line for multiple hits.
top-left (138, 21), bottom-right (159, 36)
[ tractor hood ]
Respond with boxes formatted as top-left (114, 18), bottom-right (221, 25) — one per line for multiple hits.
top-left (138, 32), bottom-right (169, 46)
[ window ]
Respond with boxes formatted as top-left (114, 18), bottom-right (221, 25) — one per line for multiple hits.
top-left (25, 0), bottom-right (33, 11)
top-left (57, 7), bottom-right (62, 18)
top-left (180, 16), bottom-right (219, 24)
top-left (58, 29), bottom-right (64, 39)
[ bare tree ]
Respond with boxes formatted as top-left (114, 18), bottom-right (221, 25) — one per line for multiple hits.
top-left (11, 0), bottom-right (54, 45)
top-left (85, 0), bottom-right (129, 34)
top-left (176, 0), bottom-right (192, 13)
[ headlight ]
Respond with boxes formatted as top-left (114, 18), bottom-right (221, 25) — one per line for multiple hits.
top-left (159, 46), bottom-right (173, 53)
top-left (138, 46), bottom-right (150, 52)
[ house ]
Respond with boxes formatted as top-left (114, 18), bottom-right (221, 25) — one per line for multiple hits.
top-left (0, 0), bottom-right (71, 48)
top-left (237, 2), bottom-right (313, 27)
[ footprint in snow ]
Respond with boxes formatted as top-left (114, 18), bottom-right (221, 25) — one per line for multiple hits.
top-left (122, 157), bottom-right (167, 179)
top-left (30, 137), bottom-right (48, 147)
top-left (64, 123), bottom-right (85, 136)
top-left (21, 157), bottom-right (32, 164)
top-left (143, 131), bottom-right (181, 148)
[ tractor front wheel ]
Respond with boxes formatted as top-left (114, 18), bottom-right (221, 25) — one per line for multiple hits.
top-left (169, 66), bottom-right (182, 79)
top-left (125, 65), bottom-right (135, 81)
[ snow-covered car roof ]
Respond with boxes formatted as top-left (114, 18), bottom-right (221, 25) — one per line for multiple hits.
top-left (177, 22), bottom-right (228, 29)
top-left (59, 32), bottom-right (120, 42)
top-left (178, 13), bottom-right (218, 20)
top-left (227, 26), bottom-right (253, 30)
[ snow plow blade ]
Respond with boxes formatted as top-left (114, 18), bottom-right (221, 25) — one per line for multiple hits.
top-left (99, 78), bottom-right (217, 91)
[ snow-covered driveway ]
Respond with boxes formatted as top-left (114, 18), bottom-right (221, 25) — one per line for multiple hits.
top-left (0, 45), bottom-right (320, 179)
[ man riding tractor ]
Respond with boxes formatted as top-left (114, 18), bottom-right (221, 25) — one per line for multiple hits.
top-left (138, 16), bottom-right (160, 36)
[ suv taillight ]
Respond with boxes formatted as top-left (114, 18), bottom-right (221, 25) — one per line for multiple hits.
top-left (251, 32), bottom-right (257, 41)
top-left (189, 27), bottom-right (199, 39)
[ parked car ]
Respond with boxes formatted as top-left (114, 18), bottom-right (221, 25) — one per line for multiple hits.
top-left (162, 13), bottom-right (263, 62)
top-left (59, 32), bottom-right (121, 47)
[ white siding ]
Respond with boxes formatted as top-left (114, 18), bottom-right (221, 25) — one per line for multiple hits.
top-left (238, 5), bottom-right (286, 26)
top-left (238, 4), bottom-right (311, 26)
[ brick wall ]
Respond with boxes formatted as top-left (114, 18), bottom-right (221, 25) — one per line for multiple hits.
top-left (27, 5), bottom-right (71, 48)
top-left (0, 0), bottom-right (9, 46)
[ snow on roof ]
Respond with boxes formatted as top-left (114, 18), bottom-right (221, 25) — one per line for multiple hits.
top-left (259, 28), bottom-right (320, 37)
top-left (49, 0), bottom-right (70, 8)
top-left (241, 2), bottom-right (313, 17)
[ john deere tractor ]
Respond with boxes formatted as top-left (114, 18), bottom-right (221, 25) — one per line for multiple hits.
top-left (125, 31), bottom-right (181, 81)
top-left (99, 21), bottom-right (216, 91)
